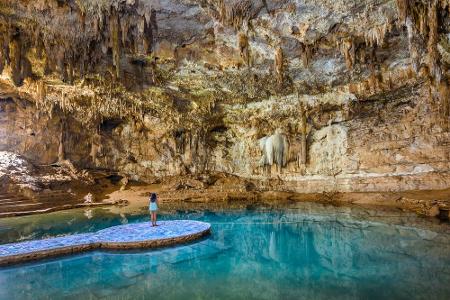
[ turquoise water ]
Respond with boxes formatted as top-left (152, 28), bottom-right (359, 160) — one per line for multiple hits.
top-left (0, 204), bottom-right (450, 299)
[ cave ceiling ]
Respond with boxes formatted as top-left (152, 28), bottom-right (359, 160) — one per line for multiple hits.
top-left (0, 0), bottom-right (448, 129)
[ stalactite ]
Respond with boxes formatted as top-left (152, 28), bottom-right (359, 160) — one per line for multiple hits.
top-left (213, 0), bottom-right (254, 31)
top-left (406, 17), bottom-right (421, 73)
top-left (274, 46), bottom-right (284, 85)
top-left (397, 0), bottom-right (445, 83)
top-left (67, 54), bottom-right (74, 84)
top-left (382, 71), bottom-right (393, 90)
top-left (143, 17), bottom-right (152, 54)
top-left (0, 36), bottom-right (8, 74)
top-left (56, 46), bottom-right (68, 82)
top-left (43, 46), bottom-right (52, 75)
top-left (218, 0), bottom-right (227, 24)
top-left (340, 38), bottom-right (355, 69)
top-left (136, 16), bottom-right (146, 54)
top-left (110, 8), bottom-right (121, 79)
top-left (174, 129), bottom-right (186, 154)
top-left (9, 31), bottom-right (26, 86)
top-left (364, 22), bottom-right (391, 47)
top-left (367, 70), bottom-right (382, 93)
top-left (416, 5), bottom-right (428, 36)
top-left (120, 15), bottom-right (130, 48)
top-left (0, 0), bottom-right (163, 89)
top-left (427, 0), bottom-right (440, 84)
top-left (0, 52), bottom-right (5, 75)
top-left (90, 130), bottom-right (101, 166)
top-left (230, 1), bottom-right (252, 31)
top-left (21, 56), bottom-right (32, 79)
top-left (37, 80), bottom-right (47, 102)
top-left (238, 32), bottom-right (250, 66)
top-left (347, 66), bottom-right (418, 98)
top-left (396, 0), bottom-right (408, 25)
top-left (79, 47), bottom-right (86, 78)
top-left (357, 47), bottom-right (366, 64)
top-left (299, 42), bottom-right (313, 68)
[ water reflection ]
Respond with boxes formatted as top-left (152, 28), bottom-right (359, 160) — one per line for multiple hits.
top-left (0, 203), bottom-right (449, 299)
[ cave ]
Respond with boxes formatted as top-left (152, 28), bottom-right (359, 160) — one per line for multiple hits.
top-left (0, 0), bottom-right (449, 298)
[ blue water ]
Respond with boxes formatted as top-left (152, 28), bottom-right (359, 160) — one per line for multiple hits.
top-left (0, 204), bottom-right (449, 300)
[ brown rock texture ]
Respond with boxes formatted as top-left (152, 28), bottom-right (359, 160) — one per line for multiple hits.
top-left (0, 1), bottom-right (449, 203)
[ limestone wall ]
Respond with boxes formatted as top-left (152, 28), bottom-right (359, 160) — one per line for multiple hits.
top-left (0, 0), bottom-right (449, 194)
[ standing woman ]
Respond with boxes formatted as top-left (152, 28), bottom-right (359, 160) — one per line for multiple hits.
top-left (149, 192), bottom-right (158, 226)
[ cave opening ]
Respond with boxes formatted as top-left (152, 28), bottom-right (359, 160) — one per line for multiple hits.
top-left (99, 118), bottom-right (123, 133)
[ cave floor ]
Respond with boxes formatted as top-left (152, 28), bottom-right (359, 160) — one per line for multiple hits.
top-left (2, 180), bottom-right (449, 222)
top-left (0, 179), bottom-right (126, 218)
top-left (1, 151), bottom-right (449, 219)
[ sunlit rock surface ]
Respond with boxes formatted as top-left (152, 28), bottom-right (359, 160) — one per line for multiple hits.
top-left (0, 1), bottom-right (449, 205)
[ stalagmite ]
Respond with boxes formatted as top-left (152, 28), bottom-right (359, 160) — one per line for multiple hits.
top-left (439, 81), bottom-right (449, 131)
top-left (259, 130), bottom-right (289, 173)
top-left (299, 103), bottom-right (307, 166)
top-left (58, 120), bottom-right (65, 162)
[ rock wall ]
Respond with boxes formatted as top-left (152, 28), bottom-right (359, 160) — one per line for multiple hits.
top-left (0, 0), bottom-right (449, 194)
top-left (2, 79), bottom-right (449, 193)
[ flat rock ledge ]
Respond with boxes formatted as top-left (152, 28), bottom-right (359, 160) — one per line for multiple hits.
top-left (0, 220), bottom-right (211, 266)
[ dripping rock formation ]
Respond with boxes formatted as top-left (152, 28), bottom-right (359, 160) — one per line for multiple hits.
top-left (0, 0), bottom-right (449, 213)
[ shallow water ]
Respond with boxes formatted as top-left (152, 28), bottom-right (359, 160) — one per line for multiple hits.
top-left (0, 203), bottom-right (449, 300)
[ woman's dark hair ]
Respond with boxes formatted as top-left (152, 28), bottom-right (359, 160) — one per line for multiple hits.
top-left (150, 193), bottom-right (157, 203)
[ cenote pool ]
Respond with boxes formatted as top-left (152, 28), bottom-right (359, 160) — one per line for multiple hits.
top-left (0, 203), bottom-right (449, 300)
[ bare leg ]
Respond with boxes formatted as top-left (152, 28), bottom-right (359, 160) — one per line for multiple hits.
top-left (154, 212), bottom-right (157, 226)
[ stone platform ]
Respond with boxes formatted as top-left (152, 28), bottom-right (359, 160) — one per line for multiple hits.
top-left (0, 220), bottom-right (211, 266)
